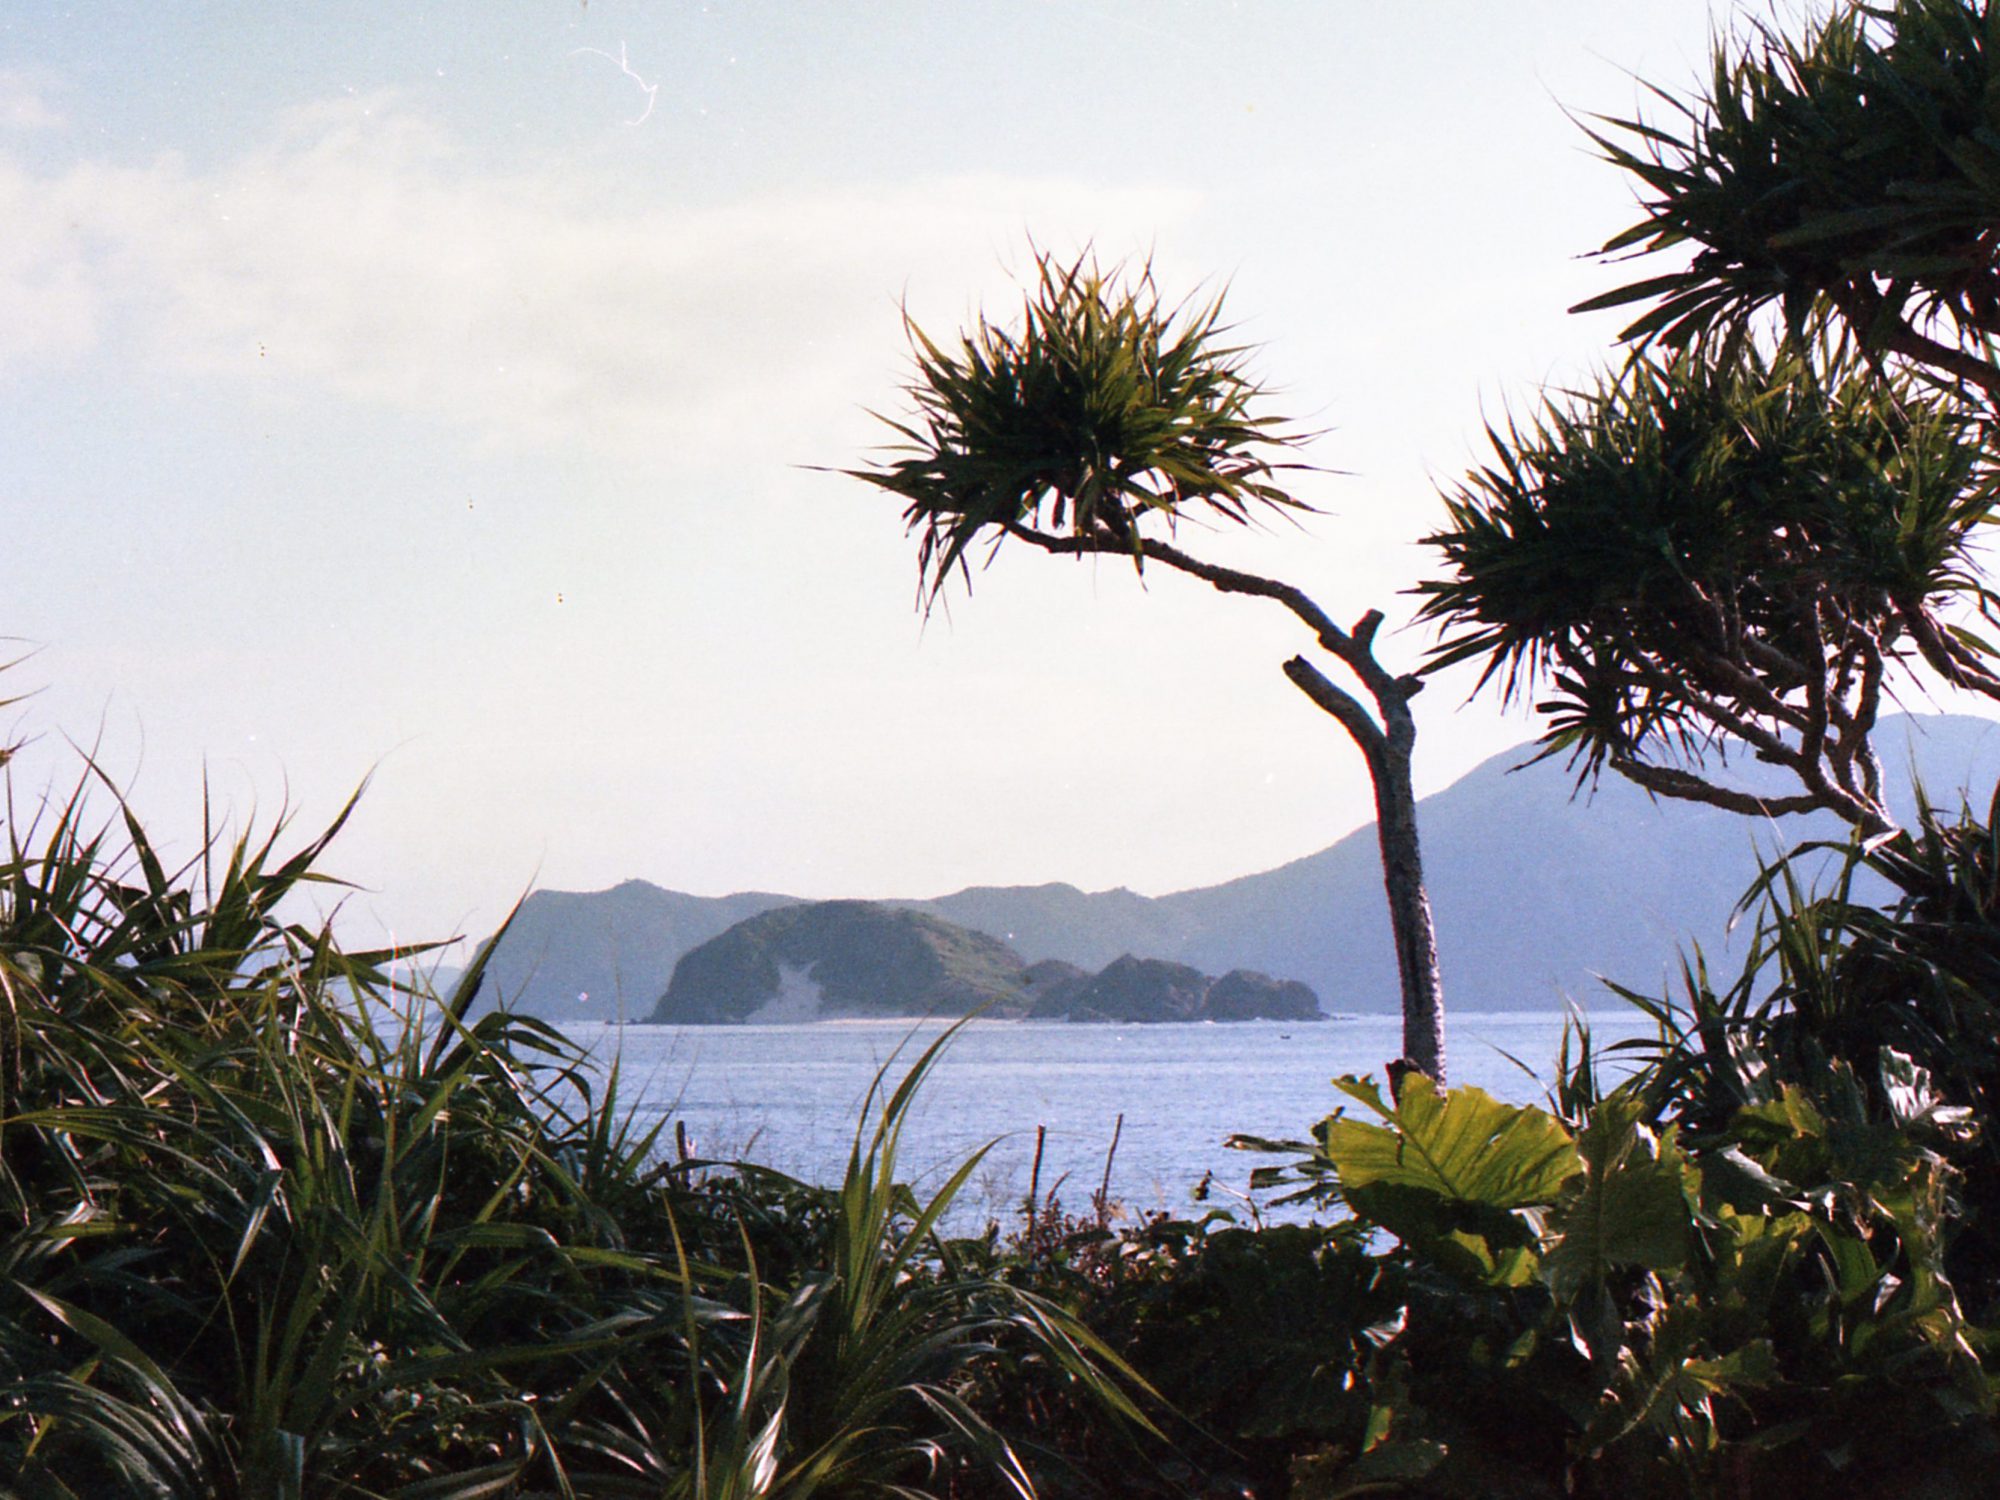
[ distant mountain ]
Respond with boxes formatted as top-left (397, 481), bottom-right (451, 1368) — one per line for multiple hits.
top-left (909, 884), bottom-right (1194, 972)
top-left (485, 881), bottom-right (794, 1021)
top-left (1151, 713), bottom-right (2000, 1013)
top-left (484, 713), bottom-right (2000, 1021)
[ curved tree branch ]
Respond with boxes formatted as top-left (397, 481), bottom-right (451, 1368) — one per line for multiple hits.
top-left (1282, 657), bottom-right (1388, 764)
top-left (1607, 758), bottom-right (1839, 823)
top-left (1836, 281), bottom-right (2000, 407)
top-left (1900, 604), bottom-right (2000, 701)
top-left (999, 524), bottom-right (1419, 708)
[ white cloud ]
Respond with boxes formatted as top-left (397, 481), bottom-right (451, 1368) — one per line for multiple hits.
top-left (0, 71), bottom-right (64, 131)
top-left (0, 92), bottom-right (1199, 456)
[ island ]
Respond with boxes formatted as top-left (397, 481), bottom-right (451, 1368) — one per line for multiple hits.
top-left (645, 900), bottom-right (1325, 1024)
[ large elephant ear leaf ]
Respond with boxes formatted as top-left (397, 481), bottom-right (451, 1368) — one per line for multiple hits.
top-left (1322, 1074), bottom-right (1580, 1209)
top-left (1542, 1089), bottom-right (1694, 1305)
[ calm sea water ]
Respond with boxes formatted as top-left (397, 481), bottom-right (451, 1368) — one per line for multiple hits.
top-left (566, 1009), bottom-right (1650, 1225)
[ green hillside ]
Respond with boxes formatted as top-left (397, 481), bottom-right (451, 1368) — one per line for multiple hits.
top-left (649, 900), bottom-right (1031, 1023)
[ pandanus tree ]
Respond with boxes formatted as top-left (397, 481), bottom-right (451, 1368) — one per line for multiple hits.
top-left (1421, 0), bottom-right (2000, 835)
top-left (848, 252), bottom-right (1448, 1083)
top-left (1418, 341), bottom-right (2000, 832)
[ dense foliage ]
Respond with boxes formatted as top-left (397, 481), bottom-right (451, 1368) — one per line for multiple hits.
top-left (946, 808), bottom-right (2000, 1498)
top-left (1418, 342), bottom-right (1999, 828)
top-left (0, 772), bottom-right (1144, 1497)
top-left (1423, 1), bottom-right (2000, 830)
top-left (17, 754), bottom-right (2000, 1495)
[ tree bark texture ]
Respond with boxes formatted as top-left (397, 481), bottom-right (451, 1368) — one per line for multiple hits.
top-left (1369, 722), bottom-right (1446, 1087)
top-left (1283, 654), bottom-right (1445, 1084)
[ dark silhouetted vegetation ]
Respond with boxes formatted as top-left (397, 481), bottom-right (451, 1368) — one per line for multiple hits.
top-left (0, 767), bottom-right (1147, 1496)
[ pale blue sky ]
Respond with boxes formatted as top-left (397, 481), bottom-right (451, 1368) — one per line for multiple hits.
top-left (6, 3), bottom-right (1777, 954)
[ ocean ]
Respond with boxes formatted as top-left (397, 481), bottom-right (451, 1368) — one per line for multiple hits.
top-left (566, 1008), bottom-right (1653, 1227)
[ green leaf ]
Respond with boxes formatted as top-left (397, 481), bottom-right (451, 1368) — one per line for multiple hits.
top-left (1817, 1223), bottom-right (1886, 1306)
top-left (1542, 1093), bottom-right (1692, 1302)
top-left (1766, 203), bottom-right (1927, 247)
top-left (1321, 1073), bottom-right (1580, 1212)
top-left (1700, 1145), bottom-right (1801, 1213)
top-left (1945, 622), bottom-right (1998, 657)
top-left (1879, 1047), bottom-right (1974, 1133)
top-left (1618, 1339), bottom-right (1777, 1446)
top-left (1570, 271), bottom-right (1702, 315)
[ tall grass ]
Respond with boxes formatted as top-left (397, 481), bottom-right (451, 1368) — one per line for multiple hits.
top-left (0, 759), bottom-right (1147, 1499)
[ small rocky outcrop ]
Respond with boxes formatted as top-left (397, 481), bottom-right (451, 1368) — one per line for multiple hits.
top-left (1062, 955), bottom-right (1213, 1024)
top-left (1020, 959), bottom-right (1091, 1018)
top-left (1203, 969), bottom-right (1323, 1022)
top-left (1039, 956), bottom-right (1326, 1023)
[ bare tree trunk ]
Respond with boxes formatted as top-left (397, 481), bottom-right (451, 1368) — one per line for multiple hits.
top-left (1371, 721), bottom-right (1445, 1086)
top-left (1284, 650), bottom-right (1445, 1085)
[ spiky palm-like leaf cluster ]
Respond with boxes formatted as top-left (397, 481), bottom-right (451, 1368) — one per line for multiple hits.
top-left (852, 250), bottom-right (1311, 603)
top-left (1418, 343), bottom-right (2000, 825)
top-left (1579, 0), bottom-right (2000, 396)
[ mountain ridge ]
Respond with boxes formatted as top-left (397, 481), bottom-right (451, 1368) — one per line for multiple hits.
top-left (482, 713), bottom-right (2000, 1023)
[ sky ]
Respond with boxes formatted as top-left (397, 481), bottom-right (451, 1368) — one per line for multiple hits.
top-left (3, 1), bottom-right (1767, 955)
